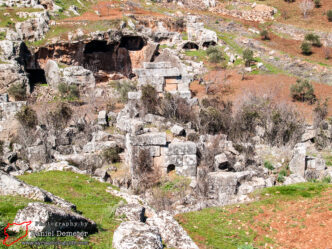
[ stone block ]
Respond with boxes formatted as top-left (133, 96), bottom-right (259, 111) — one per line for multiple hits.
top-left (168, 141), bottom-right (196, 155)
top-left (132, 132), bottom-right (167, 146)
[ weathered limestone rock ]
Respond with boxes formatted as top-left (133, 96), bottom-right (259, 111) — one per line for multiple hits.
top-left (284, 174), bottom-right (306, 185)
top-left (237, 177), bottom-right (266, 195)
top-left (132, 132), bottom-right (167, 146)
top-left (0, 171), bottom-right (75, 210)
top-left (98, 110), bottom-right (108, 126)
top-left (171, 124), bottom-right (185, 136)
top-left (214, 153), bottom-right (229, 171)
top-left (115, 204), bottom-right (146, 222)
top-left (15, 11), bottom-right (50, 41)
top-left (147, 211), bottom-right (199, 249)
top-left (62, 66), bottom-right (96, 88)
top-left (44, 60), bottom-right (60, 89)
top-left (289, 143), bottom-right (306, 177)
top-left (207, 171), bottom-right (252, 204)
top-left (41, 161), bottom-right (87, 175)
top-left (306, 157), bottom-right (326, 172)
top-left (167, 141), bottom-right (196, 155)
top-left (112, 221), bottom-right (163, 249)
top-left (301, 127), bottom-right (316, 142)
top-left (12, 202), bottom-right (97, 238)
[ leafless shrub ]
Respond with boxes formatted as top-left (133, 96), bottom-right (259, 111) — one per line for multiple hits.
top-left (230, 94), bottom-right (304, 146)
top-left (313, 98), bottom-right (329, 128)
top-left (299, 0), bottom-right (314, 18)
top-left (45, 103), bottom-right (73, 131)
top-left (134, 149), bottom-right (160, 193)
top-left (160, 93), bottom-right (196, 124)
top-left (141, 84), bottom-right (159, 115)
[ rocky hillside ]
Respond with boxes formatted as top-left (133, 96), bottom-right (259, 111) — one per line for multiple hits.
top-left (0, 0), bottom-right (331, 248)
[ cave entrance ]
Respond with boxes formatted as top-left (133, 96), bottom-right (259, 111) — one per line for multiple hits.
top-left (83, 40), bottom-right (133, 78)
top-left (167, 164), bottom-right (176, 174)
top-left (183, 42), bottom-right (199, 50)
top-left (26, 69), bottom-right (47, 91)
top-left (202, 41), bottom-right (216, 48)
top-left (218, 162), bottom-right (234, 172)
top-left (120, 36), bottom-right (145, 51)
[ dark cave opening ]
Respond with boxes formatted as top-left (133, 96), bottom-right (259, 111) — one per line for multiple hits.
top-left (26, 69), bottom-right (47, 84)
top-left (183, 42), bottom-right (199, 50)
top-left (167, 164), bottom-right (176, 173)
top-left (202, 41), bottom-right (217, 48)
top-left (84, 40), bottom-right (114, 54)
top-left (120, 36), bottom-right (146, 51)
top-left (218, 162), bottom-right (234, 172)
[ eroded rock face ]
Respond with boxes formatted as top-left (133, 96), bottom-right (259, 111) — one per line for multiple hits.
top-left (112, 221), bottom-right (163, 249)
top-left (147, 211), bottom-right (199, 249)
top-left (289, 143), bottom-right (306, 177)
top-left (0, 171), bottom-right (75, 210)
top-left (62, 66), bottom-right (96, 88)
top-left (44, 59), bottom-right (60, 89)
top-left (115, 204), bottom-right (146, 222)
top-left (12, 202), bottom-right (97, 238)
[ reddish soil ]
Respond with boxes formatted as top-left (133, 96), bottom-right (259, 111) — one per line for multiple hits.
top-left (258, 33), bottom-right (332, 67)
top-left (64, 1), bottom-right (163, 22)
top-left (251, 188), bottom-right (332, 249)
top-left (190, 70), bottom-right (332, 123)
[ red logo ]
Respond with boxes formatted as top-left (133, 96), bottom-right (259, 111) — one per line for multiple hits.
top-left (2, 221), bottom-right (31, 246)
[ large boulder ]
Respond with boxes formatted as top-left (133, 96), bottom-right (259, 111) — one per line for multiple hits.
top-left (0, 171), bottom-right (75, 210)
top-left (147, 211), bottom-right (199, 249)
top-left (289, 143), bottom-right (306, 177)
top-left (112, 221), bottom-right (163, 249)
top-left (62, 66), bottom-right (96, 88)
top-left (115, 204), bottom-right (146, 222)
top-left (12, 202), bottom-right (97, 238)
top-left (44, 60), bottom-right (60, 89)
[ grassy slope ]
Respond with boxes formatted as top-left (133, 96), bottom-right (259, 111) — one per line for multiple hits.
top-left (0, 171), bottom-right (123, 249)
top-left (176, 182), bottom-right (330, 249)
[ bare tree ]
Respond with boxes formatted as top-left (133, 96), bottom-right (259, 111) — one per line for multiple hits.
top-left (299, 0), bottom-right (314, 18)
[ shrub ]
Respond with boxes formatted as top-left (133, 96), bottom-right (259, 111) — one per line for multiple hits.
top-left (327, 10), bottom-right (332, 22)
top-left (103, 146), bottom-right (122, 163)
top-left (231, 95), bottom-right (304, 146)
top-left (284, 0), bottom-right (295, 2)
top-left (206, 46), bottom-right (224, 64)
top-left (134, 148), bottom-right (160, 192)
top-left (141, 84), bottom-right (159, 114)
top-left (313, 98), bottom-right (328, 127)
top-left (174, 17), bottom-right (185, 30)
top-left (314, 0), bottom-right (320, 8)
top-left (305, 33), bottom-right (322, 47)
top-left (260, 30), bottom-right (270, 40)
top-left (301, 41), bottom-right (312, 55)
top-left (58, 83), bottom-right (80, 100)
top-left (264, 161), bottom-right (275, 170)
top-left (8, 83), bottom-right (26, 101)
top-left (160, 93), bottom-right (195, 124)
top-left (15, 106), bottom-right (38, 129)
top-left (243, 48), bottom-right (254, 67)
top-left (46, 103), bottom-right (73, 130)
top-left (198, 99), bottom-right (232, 135)
top-left (114, 80), bottom-right (137, 103)
top-left (322, 176), bottom-right (331, 183)
top-left (290, 79), bottom-right (316, 103)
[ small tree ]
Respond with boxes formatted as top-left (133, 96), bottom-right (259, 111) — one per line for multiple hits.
top-left (314, 0), bottom-right (320, 8)
top-left (299, 0), bottom-right (314, 18)
top-left (8, 83), bottom-right (26, 101)
top-left (243, 48), bottom-right (254, 67)
top-left (301, 41), bottom-right (312, 55)
top-left (327, 10), bottom-right (332, 22)
top-left (206, 46), bottom-right (225, 64)
top-left (58, 83), bottom-right (80, 101)
top-left (305, 33), bottom-right (322, 47)
top-left (260, 30), bottom-right (270, 40)
top-left (141, 84), bottom-right (159, 114)
top-left (15, 106), bottom-right (38, 129)
top-left (313, 98), bottom-right (328, 127)
top-left (290, 79), bottom-right (316, 103)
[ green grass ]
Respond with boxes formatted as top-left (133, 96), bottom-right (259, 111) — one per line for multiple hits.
top-left (324, 155), bottom-right (332, 166)
top-left (184, 49), bottom-right (207, 61)
top-left (0, 7), bottom-right (42, 28)
top-left (176, 182), bottom-right (330, 249)
top-left (7, 171), bottom-right (124, 248)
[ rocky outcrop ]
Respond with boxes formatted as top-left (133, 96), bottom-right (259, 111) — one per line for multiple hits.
top-left (12, 202), bottom-right (97, 238)
top-left (147, 211), bottom-right (199, 249)
top-left (62, 66), bottom-right (96, 88)
top-left (44, 59), bottom-right (60, 89)
top-left (113, 221), bottom-right (163, 249)
top-left (0, 171), bottom-right (75, 210)
top-left (289, 143), bottom-right (306, 178)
